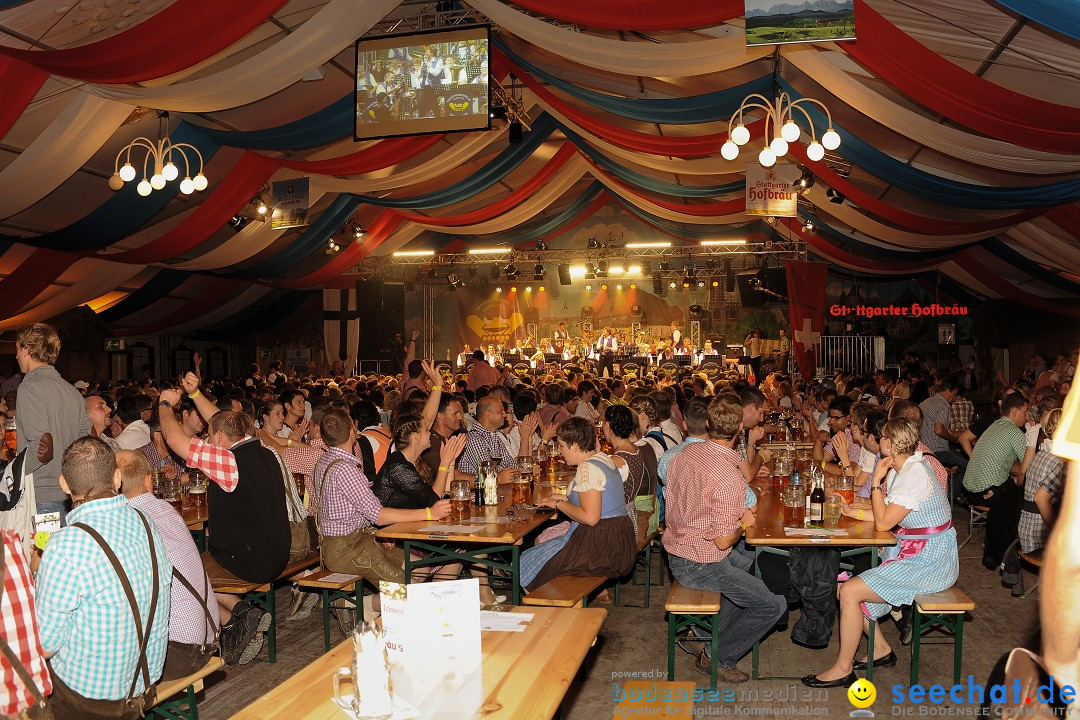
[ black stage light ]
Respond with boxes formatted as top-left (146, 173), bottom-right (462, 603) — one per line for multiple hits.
top-left (558, 263), bottom-right (572, 285)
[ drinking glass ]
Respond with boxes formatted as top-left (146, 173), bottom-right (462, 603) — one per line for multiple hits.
top-left (511, 475), bottom-right (531, 506)
top-left (782, 488), bottom-right (805, 527)
top-left (772, 458), bottom-right (789, 494)
top-left (837, 474), bottom-right (855, 505)
top-left (823, 497), bottom-right (842, 528)
top-left (3, 417), bottom-right (15, 453)
top-left (449, 480), bottom-right (471, 522)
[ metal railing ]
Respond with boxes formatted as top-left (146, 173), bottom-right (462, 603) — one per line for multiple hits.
top-left (816, 336), bottom-right (885, 376)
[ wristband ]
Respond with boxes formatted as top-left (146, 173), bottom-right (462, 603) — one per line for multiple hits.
top-left (287, 439), bottom-right (292, 447)
top-left (425, 507), bottom-right (432, 520)
top-left (872, 484), bottom-right (882, 492)
top-left (438, 466), bottom-right (450, 473)
top-left (188, 389), bottom-right (201, 399)
top-left (432, 385), bottom-right (442, 391)
top-left (856, 509), bottom-right (863, 520)
top-left (740, 522), bottom-right (747, 531)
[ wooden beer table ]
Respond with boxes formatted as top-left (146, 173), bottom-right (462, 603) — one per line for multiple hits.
top-left (229, 606), bottom-right (606, 720)
top-left (182, 506), bottom-right (208, 552)
top-left (376, 475), bottom-right (568, 605)
top-left (744, 479), bottom-right (896, 681)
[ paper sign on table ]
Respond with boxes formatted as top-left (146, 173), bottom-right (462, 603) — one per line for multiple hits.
top-left (318, 572), bottom-right (360, 584)
top-left (419, 524), bottom-right (482, 534)
top-left (784, 527), bottom-right (848, 536)
top-left (480, 610), bottom-right (534, 632)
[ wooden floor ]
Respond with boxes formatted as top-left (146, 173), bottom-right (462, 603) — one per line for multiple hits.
top-left (200, 505), bottom-right (1041, 718)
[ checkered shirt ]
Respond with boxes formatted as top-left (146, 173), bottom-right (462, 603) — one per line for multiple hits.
top-left (662, 441), bottom-right (746, 564)
top-left (1018, 449), bottom-right (1066, 553)
top-left (137, 439), bottom-right (181, 475)
top-left (128, 494), bottom-right (219, 646)
top-left (312, 446), bottom-right (382, 537)
top-left (36, 495), bottom-right (171, 700)
top-left (1, 530), bottom-right (51, 716)
top-left (949, 398), bottom-right (974, 434)
top-left (185, 436), bottom-right (240, 492)
top-left (285, 438), bottom-right (323, 490)
top-left (964, 417), bottom-right (1027, 494)
top-left (919, 394), bottom-right (952, 453)
top-left (456, 424), bottom-right (518, 476)
top-left (824, 427), bottom-right (862, 464)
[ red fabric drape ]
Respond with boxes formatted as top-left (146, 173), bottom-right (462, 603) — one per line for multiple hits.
top-left (272, 211), bottom-right (403, 289)
top-left (0, 250), bottom-right (78, 321)
top-left (394, 144), bottom-right (578, 226)
top-left (510, 58), bottom-right (726, 158)
top-left (103, 153), bottom-right (278, 264)
top-left (784, 259), bottom-right (828, 378)
top-left (0, 0), bottom-right (287, 84)
top-left (276, 134), bottom-right (446, 174)
top-left (0, 57), bottom-right (47, 142)
top-left (117, 279), bottom-right (239, 335)
top-left (955, 252), bottom-right (1080, 319)
top-left (508, 0), bottom-right (743, 30)
top-left (845, 0), bottom-right (1080, 153)
top-left (786, 141), bottom-right (1046, 234)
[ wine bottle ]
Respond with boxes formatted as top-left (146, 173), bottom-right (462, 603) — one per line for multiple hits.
top-left (810, 478), bottom-right (825, 523)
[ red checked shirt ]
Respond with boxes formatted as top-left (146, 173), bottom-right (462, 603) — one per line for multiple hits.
top-left (1, 530), bottom-right (52, 716)
top-left (662, 440), bottom-right (747, 564)
top-left (185, 436), bottom-right (240, 492)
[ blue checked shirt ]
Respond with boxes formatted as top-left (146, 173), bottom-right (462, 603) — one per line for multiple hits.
top-left (36, 494), bottom-right (172, 700)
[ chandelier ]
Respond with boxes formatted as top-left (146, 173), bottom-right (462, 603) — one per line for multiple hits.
top-left (721, 91), bottom-right (840, 167)
top-left (108, 111), bottom-right (207, 197)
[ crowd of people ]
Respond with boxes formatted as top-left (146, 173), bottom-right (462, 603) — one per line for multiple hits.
top-left (0, 321), bottom-right (1076, 716)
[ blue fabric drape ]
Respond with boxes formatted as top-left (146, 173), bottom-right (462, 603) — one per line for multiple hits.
top-left (495, 37), bottom-right (773, 124)
top-left (192, 290), bottom-right (318, 339)
top-left (224, 194), bottom-right (363, 278)
top-left (355, 114), bottom-right (558, 208)
top-left (778, 80), bottom-right (1080, 209)
top-left (1, 123), bottom-right (220, 251)
top-left (189, 94), bottom-right (354, 150)
top-left (992, 0), bottom-right (1080, 41)
top-left (982, 237), bottom-right (1080, 295)
top-left (100, 269), bottom-right (190, 323)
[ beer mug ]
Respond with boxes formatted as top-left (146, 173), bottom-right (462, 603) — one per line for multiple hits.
top-left (449, 480), bottom-right (471, 522)
top-left (333, 623), bottom-right (392, 720)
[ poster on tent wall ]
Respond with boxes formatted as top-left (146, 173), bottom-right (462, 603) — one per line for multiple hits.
top-left (745, 1), bottom-right (855, 47)
top-left (454, 286), bottom-right (527, 350)
top-left (271, 178), bottom-right (309, 229)
top-left (745, 162), bottom-right (799, 217)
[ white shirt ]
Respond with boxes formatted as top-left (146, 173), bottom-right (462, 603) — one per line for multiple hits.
top-left (575, 400), bottom-right (600, 423)
top-left (596, 335), bottom-right (618, 352)
top-left (114, 419), bottom-right (151, 451)
top-left (660, 418), bottom-right (684, 445)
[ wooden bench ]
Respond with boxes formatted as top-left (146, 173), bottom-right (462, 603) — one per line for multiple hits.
top-left (148, 656), bottom-right (225, 720)
top-left (203, 551), bottom-right (321, 663)
top-left (959, 503), bottom-right (990, 551)
top-left (295, 570), bottom-right (364, 652)
top-left (665, 582), bottom-right (722, 691)
top-left (615, 512), bottom-right (661, 608)
top-left (522, 575), bottom-right (607, 608)
top-left (912, 586), bottom-right (976, 684)
top-left (1018, 548), bottom-right (1044, 598)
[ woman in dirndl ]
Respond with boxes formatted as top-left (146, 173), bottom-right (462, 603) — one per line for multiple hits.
top-left (803, 417), bottom-right (958, 687)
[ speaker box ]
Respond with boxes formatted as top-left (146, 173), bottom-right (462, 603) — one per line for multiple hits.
top-left (357, 281), bottom-right (405, 361)
top-left (509, 121), bottom-right (523, 145)
top-left (558, 263), bottom-right (572, 286)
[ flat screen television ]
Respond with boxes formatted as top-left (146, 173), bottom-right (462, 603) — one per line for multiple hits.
top-left (354, 25), bottom-right (491, 141)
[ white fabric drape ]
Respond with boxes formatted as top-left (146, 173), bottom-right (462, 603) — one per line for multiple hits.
top-left (592, 171), bottom-right (746, 225)
top-left (366, 223), bottom-right (425, 256)
top-left (0, 93), bottom-right (132, 219)
top-left (87, 0), bottom-right (402, 112)
top-left (1005, 221), bottom-right (1080, 275)
top-left (322, 288), bottom-right (360, 375)
top-left (408, 154), bottom-right (589, 234)
top-left (163, 284), bottom-right (273, 334)
top-left (465, 0), bottom-right (769, 76)
top-left (0, 260), bottom-right (144, 330)
top-left (784, 46), bottom-right (1080, 175)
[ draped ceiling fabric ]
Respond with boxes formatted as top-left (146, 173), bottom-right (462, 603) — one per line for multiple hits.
top-left (0, 0), bottom-right (1076, 335)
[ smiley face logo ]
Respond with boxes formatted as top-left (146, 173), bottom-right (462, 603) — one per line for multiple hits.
top-left (848, 678), bottom-right (876, 708)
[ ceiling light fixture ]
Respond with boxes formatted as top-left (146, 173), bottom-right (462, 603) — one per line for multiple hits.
top-left (700, 239), bottom-right (747, 247)
top-left (826, 187), bottom-right (846, 205)
top-left (586, 236), bottom-right (599, 249)
top-left (721, 91), bottom-right (841, 167)
top-left (625, 241), bottom-right (671, 249)
top-left (793, 166), bottom-right (815, 194)
top-left (109, 111), bottom-right (207, 196)
top-left (392, 250), bottom-right (435, 257)
top-left (467, 247), bottom-right (509, 255)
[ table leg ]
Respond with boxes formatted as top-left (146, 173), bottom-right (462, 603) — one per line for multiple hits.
top-left (512, 546), bottom-right (521, 606)
top-left (710, 615), bottom-right (719, 691)
top-left (752, 546), bottom-right (762, 680)
top-left (321, 589), bottom-right (331, 652)
top-left (866, 548), bottom-right (879, 682)
top-left (404, 540), bottom-right (413, 583)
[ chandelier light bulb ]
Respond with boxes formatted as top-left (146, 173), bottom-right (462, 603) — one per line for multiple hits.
top-left (770, 137), bottom-right (789, 157)
top-left (780, 121), bottom-right (801, 143)
top-left (108, 173), bottom-right (124, 191)
top-left (731, 123), bottom-right (751, 146)
top-left (806, 141), bottom-right (825, 162)
top-left (179, 177), bottom-right (195, 195)
top-left (162, 161), bottom-right (179, 182)
top-left (136, 179), bottom-right (152, 196)
top-left (822, 129), bottom-right (841, 150)
top-left (721, 141), bottom-right (739, 160)
top-left (758, 147), bottom-right (777, 168)
top-left (150, 173), bottom-right (166, 190)
top-left (118, 163), bottom-right (136, 182)
top-left (192, 173), bottom-right (208, 192)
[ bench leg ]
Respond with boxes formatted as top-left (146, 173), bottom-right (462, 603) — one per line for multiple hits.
top-left (149, 684), bottom-right (198, 720)
top-left (865, 617), bottom-right (876, 682)
top-left (952, 614), bottom-right (964, 685)
top-left (910, 606), bottom-right (924, 686)
top-left (321, 588), bottom-right (331, 653)
top-left (511, 546), bottom-right (521, 606)
top-left (667, 614), bottom-right (676, 681)
top-left (266, 586), bottom-right (276, 663)
top-left (614, 577), bottom-right (621, 606)
top-left (710, 613), bottom-right (719, 692)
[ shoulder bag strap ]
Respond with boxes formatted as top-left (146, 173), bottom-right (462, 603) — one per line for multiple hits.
top-left (73, 515), bottom-right (159, 702)
top-left (315, 458), bottom-right (347, 535)
top-left (271, 448), bottom-right (303, 521)
top-left (171, 567), bottom-right (219, 646)
top-left (0, 552), bottom-right (47, 708)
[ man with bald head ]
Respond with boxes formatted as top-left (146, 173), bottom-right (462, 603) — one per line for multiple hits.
top-left (455, 395), bottom-right (518, 484)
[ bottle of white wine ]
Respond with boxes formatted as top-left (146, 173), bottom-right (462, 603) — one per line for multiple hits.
top-left (809, 477), bottom-right (825, 523)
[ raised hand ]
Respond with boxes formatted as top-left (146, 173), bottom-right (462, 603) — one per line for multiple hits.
top-left (181, 371), bottom-right (200, 396)
top-left (159, 388), bottom-right (182, 407)
top-left (421, 358), bottom-right (442, 385)
top-left (440, 433), bottom-right (467, 464)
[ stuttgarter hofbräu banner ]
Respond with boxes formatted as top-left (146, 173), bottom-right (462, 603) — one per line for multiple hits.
top-left (745, 161), bottom-right (799, 218)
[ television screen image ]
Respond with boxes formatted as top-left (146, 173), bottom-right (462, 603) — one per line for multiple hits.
top-left (354, 25), bottom-right (491, 141)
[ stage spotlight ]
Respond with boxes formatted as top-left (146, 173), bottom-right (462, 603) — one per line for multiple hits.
top-left (496, 286), bottom-right (503, 293)
top-left (490, 105), bottom-right (507, 120)
top-left (404, 274), bottom-right (416, 293)
top-left (827, 187), bottom-right (846, 204)
top-left (596, 260), bottom-right (608, 278)
top-left (630, 283), bottom-right (636, 289)
top-left (640, 261), bottom-right (652, 275)
top-left (669, 281), bottom-right (678, 290)
top-left (683, 264), bottom-right (696, 285)
top-left (587, 236), bottom-right (598, 249)
top-left (802, 218), bottom-right (815, 232)
top-left (659, 260), bottom-right (672, 272)
top-left (510, 286), bottom-right (518, 292)
top-left (712, 279), bottom-right (720, 287)
top-left (689, 304), bottom-right (703, 319)
top-left (447, 272), bottom-right (462, 290)
top-left (353, 225), bottom-right (366, 240)
top-left (697, 280), bottom-right (706, 288)
top-left (585, 284), bottom-right (592, 291)
top-left (536, 239), bottom-right (548, 251)
top-left (489, 264), bottom-right (500, 280)
top-left (557, 263), bottom-right (572, 285)
top-left (539, 286), bottom-right (545, 292)
top-left (525, 286), bottom-right (532, 292)
top-left (584, 262), bottom-right (596, 280)
top-left (532, 263), bottom-right (545, 281)
top-left (228, 215), bottom-right (250, 232)
top-left (601, 284), bottom-right (608, 290)
top-left (503, 260), bottom-right (519, 277)
top-left (653, 274), bottom-right (664, 294)
top-left (793, 167), bottom-right (815, 195)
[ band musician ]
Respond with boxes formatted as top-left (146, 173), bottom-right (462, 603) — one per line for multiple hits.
top-left (553, 322), bottom-right (570, 354)
top-left (595, 327), bottom-right (618, 378)
top-left (669, 320), bottom-right (684, 353)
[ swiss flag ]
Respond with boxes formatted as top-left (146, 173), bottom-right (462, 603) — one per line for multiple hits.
top-left (785, 260), bottom-right (827, 378)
